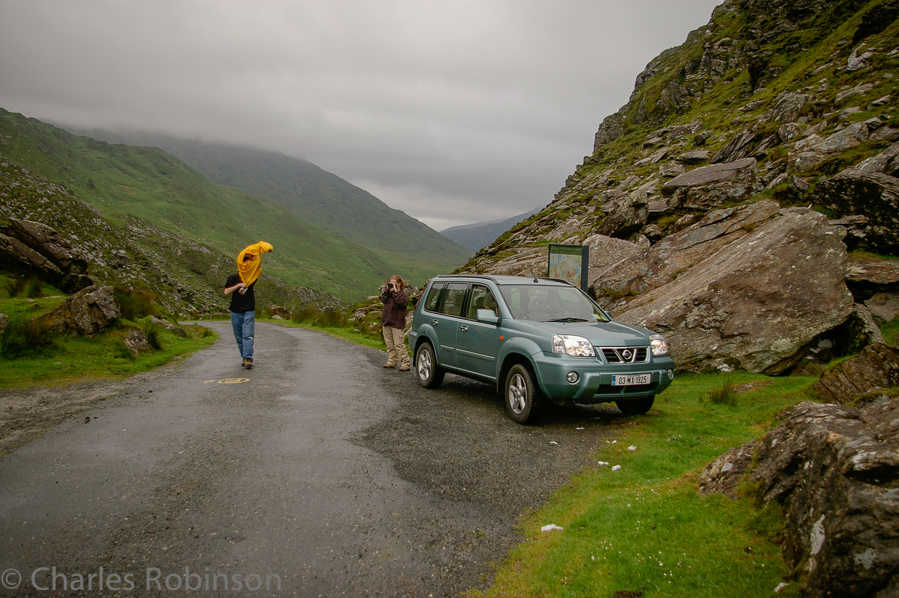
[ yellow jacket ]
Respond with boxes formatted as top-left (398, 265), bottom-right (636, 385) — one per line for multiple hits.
top-left (237, 241), bottom-right (274, 286)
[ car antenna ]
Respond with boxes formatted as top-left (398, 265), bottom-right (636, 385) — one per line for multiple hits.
top-left (530, 269), bottom-right (540, 283)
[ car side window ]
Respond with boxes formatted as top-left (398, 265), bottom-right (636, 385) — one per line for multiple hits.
top-left (441, 283), bottom-right (468, 317)
top-left (424, 282), bottom-right (446, 312)
top-left (466, 284), bottom-right (498, 319)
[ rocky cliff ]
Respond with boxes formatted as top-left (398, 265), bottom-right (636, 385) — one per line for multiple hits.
top-left (462, 0), bottom-right (899, 374)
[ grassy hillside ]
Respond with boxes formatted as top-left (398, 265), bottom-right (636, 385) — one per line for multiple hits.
top-left (0, 109), bottom-right (411, 301)
top-left (65, 130), bottom-right (472, 285)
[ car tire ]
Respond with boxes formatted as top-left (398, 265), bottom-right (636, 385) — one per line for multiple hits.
top-left (415, 342), bottom-right (445, 389)
top-left (504, 363), bottom-right (545, 424)
top-left (616, 396), bottom-right (655, 415)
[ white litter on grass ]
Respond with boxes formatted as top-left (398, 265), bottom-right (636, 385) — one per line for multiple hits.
top-left (550, 441), bottom-right (558, 445)
top-left (628, 445), bottom-right (637, 451)
top-left (598, 461), bottom-right (609, 466)
top-left (612, 465), bottom-right (622, 471)
top-left (541, 524), bottom-right (564, 532)
top-left (775, 583), bottom-right (789, 593)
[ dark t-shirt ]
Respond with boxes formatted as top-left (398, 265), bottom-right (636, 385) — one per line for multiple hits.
top-left (226, 273), bottom-right (256, 313)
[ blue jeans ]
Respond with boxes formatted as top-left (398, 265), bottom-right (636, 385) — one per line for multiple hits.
top-left (231, 310), bottom-right (255, 359)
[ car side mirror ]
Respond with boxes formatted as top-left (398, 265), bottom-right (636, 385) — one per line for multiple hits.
top-left (476, 309), bottom-right (499, 325)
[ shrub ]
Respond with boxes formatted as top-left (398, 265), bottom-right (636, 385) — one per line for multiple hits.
top-left (3, 276), bottom-right (26, 298)
top-left (706, 379), bottom-right (738, 406)
top-left (142, 321), bottom-right (163, 350)
top-left (316, 307), bottom-right (347, 328)
top-left (0, 314), bottom-right (58, 359)
top-left (115, 287), bottom-right (157, 321)
top-left (25, 277), bottom-right (45, 298)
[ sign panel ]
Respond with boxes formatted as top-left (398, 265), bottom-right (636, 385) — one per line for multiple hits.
top-left (547, 244), bottom-right (589, 291)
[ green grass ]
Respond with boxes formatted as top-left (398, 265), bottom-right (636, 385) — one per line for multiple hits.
top-left (0, 320), bottom-right (218, 388)
top-left (469, 371), bottom-right (816, 598)
top-left (882, 317), bottom-right (899, 347)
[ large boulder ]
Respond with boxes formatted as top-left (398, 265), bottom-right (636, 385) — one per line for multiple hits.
top-left (43, 285), bottom-right (119, 336)
top-left (812, 343), bottom-right (899, 405)
top-left (0, 219), bottom-right (92, 292)
top-left (699, 399), bottom-right (899, 598)
top-left (810, 171), bottom-right (899, 254)
top-left (595, 189), bottom-right (650, 239)
top-left (661, 157), bottom-right (761, 211)
top-left (592, 200), bottom-right (782, 301)
top-left (604, 206), bottom-right (854, 373)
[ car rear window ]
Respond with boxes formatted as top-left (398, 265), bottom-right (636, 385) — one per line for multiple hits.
top-left (423, 281), bottom-right (468, 317)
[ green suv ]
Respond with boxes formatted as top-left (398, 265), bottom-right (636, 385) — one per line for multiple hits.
top-left (408, 274), bottom-right (675, 424)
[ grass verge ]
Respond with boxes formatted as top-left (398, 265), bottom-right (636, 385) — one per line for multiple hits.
top-left (0, 321), bottom-right (218, 388)
top-left (467, 372), bottom-right (816, 598)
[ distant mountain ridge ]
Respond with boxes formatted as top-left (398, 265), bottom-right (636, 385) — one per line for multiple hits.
top-left (65, 129), bottom-right (471, 284)
top-left (0, 108), bottom-right (457, 306)
top-left (440, 207), bottom-right (542, 252)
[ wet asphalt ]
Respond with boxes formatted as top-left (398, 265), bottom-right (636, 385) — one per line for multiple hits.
top-left (0, 322), bottom-right (630, 597)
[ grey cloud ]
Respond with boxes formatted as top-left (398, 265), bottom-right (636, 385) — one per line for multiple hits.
top-left (0, 0), bottom-right (721, 229)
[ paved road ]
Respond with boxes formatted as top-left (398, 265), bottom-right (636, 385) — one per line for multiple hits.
top-left (0, 322), bottom-right (623, 597)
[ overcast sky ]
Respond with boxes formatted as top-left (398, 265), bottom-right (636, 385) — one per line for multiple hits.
top-left (0, 0), bottom-right (721, 231)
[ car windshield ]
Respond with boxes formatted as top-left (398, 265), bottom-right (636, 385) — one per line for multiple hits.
top-left (498, 284), bottom-right (610, 322)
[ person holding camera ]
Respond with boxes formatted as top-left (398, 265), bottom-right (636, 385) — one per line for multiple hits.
top-left (380, 274), bottom-right (411, 371)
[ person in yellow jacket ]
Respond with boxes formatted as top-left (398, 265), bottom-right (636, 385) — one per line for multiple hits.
top-left (224, 242), bottom-right (273, 369)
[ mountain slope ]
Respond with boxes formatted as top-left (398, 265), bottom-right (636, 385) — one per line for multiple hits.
top-left (440, 206), bottom-right (543, 252)
top-left (66, 130), bottom-right (472, 283)
top-left (463, 0), bottom-right (899, 275)
top-left (0, 109), bottom-right (397, 302)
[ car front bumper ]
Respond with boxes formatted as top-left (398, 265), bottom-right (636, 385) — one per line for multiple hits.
top-left (531, 352), bottom-right (675, 404)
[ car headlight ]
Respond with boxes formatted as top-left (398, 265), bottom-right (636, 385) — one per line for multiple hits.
top-left (650, 334), bottom-right (669, 356)
top-left (552, 335), bottom-right (595, 357)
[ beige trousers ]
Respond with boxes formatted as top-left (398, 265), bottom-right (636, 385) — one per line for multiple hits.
top-left (382, 326), bottom-right (411, 368)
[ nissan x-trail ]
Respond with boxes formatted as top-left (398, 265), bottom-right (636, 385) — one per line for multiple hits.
top-left (408, 274), bottom-right (675, 424)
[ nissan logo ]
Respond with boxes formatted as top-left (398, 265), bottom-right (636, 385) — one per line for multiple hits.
top-left (622, 349), bottom-right (633, 361)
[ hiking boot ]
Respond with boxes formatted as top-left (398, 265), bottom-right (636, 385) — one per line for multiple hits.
top-left (245, 358), bottom-right (253, 370)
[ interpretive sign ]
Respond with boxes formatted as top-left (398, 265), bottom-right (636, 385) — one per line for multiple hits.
top-left (547, 244), bottom-right (589, 291)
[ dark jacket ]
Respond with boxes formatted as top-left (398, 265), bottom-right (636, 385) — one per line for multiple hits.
top-left (380, 288), bottom-right (409, 329)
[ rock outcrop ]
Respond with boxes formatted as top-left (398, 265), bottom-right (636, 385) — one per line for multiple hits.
top-left (42, 285), bottom-right (119, 336)
top-left (594, 203), bottom-right (855, 373)
top-left (460, 0), bottom-right (899, 375)
top-left (812, 342), bottom-right (899, 404)
top-left (699, 398), bottom-right (899, 598)
top-left (0, 219), bottom-right (93, 293)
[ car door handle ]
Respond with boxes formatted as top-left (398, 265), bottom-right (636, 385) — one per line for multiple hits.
top-left (431, 319), bottom-right (439, 326)
top-left (459, 325), bottom-right (468, 332)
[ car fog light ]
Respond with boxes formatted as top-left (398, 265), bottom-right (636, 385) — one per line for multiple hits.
top-left (566, 372), bottom-right (579, 384)
top-left (667, 369), bottom-right (674, 380)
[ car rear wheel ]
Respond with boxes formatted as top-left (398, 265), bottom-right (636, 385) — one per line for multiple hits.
top-left (415, 342), bottom-right (444, 388)
top-left (615, 396), bottom-right (655, 415)
top-left (504, 363), bottom-right (544, 424)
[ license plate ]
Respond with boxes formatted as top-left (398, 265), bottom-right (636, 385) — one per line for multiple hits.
top-left (612, 373), bottom-right (651, 386)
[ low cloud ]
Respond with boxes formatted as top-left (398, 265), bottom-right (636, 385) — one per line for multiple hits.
top-left (0, 0), bottom-right (721, 229)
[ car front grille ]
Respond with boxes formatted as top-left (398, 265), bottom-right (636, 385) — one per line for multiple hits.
top-left (600, 347), bottom-right (650, 364)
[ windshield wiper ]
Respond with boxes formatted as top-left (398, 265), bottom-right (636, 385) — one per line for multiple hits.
top-left (547, 317), bottom-right (589, 323)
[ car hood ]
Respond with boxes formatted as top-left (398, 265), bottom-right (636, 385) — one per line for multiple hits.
top-left (518, 319), bottom-right (653, 346)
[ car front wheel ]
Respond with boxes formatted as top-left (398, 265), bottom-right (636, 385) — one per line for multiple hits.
top-left (504, 363), bottom-right (544, 424)
top-left (615, 396), bottom-right (655, 415)
top-left (415, 342), bottom-right (445, 388)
